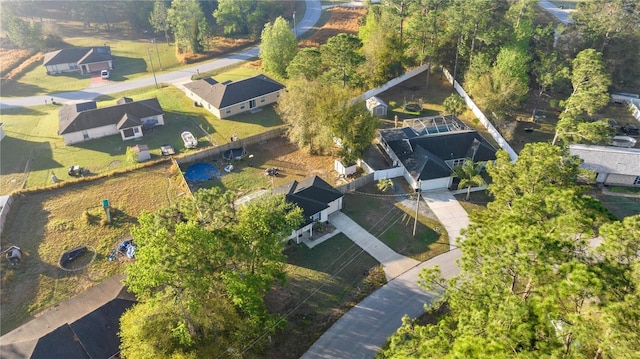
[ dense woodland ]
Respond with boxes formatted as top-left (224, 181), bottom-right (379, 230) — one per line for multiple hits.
top-left (2, 1), bottom-right (639, 358)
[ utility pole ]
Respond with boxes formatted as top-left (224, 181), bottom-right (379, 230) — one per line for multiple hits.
top-left (147, 48), bottom-right (158, 89)
top-left (153, 38), bottom-right (162, 70)
top-left (413, 181), bottom-right (421, 237)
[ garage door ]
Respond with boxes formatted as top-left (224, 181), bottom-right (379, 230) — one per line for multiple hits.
top-left (87, 62), bottom-right (110, 73)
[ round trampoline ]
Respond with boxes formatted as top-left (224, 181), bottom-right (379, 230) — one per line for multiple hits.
top-left (223, 147), bottom-right (247, 161)
top-left (184, 163), bottom-right (220, 182)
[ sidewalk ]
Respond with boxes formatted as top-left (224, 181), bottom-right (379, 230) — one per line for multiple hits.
top-left (329, 212), bottom-right (420, 281)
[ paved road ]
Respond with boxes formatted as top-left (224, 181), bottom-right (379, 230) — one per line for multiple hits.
top-left (538, 0), bottom-right (574, 25)
top-left (0, 0), bottom-right (322, 109)
top-left (301, 248), bottom-right (461, 359)
top-left (303, 191), bottom-right (469, 358)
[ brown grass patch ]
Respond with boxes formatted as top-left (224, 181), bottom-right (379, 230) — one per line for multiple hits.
top-left (0, 49), bottom-right (41, 80)
top-left (300, 7), bottom-right (366, 48)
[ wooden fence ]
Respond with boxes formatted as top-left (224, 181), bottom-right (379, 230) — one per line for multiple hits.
top-left (335, 173), bottom-right (375, 194)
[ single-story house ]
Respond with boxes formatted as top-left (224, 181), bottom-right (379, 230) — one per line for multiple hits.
top-left (366, 96), bottom-right (388, 117)
top-left (0, 275), bottom-right (135, 359)
top-left (274, 176), bottom-right (344, 244)
top-left (569, 144), bottom-right (640, 186)
top-left (43, 46), bottom-right (113, 75)
top-left (182, 74), bottom-right (285, 119)
top-left (58, 97), bottom-right (164, 145)
top-left (378, 115), bottom-right (497, 191)
top-left (131, 144), bottom-right (151, 162)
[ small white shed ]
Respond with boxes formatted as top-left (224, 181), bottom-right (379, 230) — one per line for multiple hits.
top-left (366, 96), bottom-right (388, 117)
top-left (132, 144), bottom-right (151, 162)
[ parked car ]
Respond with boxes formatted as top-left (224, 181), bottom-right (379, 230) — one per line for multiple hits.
top-left (621, 124), bottom-right (639, 137)
top-left (101, 70), bottom-right (110, 79)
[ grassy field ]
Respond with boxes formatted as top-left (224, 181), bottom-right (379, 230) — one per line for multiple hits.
top-left (342, 183), bottom-right (449, 261)
top-left (264, 233), bottom-right (386, 358)
top-left (0, 69), bottom-right (283, 195)
top-left (0, 161), bottom-right (187, 334)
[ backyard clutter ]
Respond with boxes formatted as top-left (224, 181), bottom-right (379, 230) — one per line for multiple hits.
top-left (181, 131), bottom-right (198, 149)
top-left (108, 239), bottom-right (136, 262)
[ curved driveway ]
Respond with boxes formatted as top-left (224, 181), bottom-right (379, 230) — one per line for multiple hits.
top-left (0, 0), bottom-right (322, 109)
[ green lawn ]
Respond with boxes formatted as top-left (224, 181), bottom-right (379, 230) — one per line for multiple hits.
top-left (342, 183), bottom-right (449, 261)
top-left (264, 233), bottom-right (386, 358)
top-left (2, 38), bottom-right (186, 97)
top-left (0, 82), bottom-right (283, 195)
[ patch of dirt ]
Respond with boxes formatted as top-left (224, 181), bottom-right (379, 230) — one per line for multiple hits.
top-left (300, 7), bottom-right (366, 48)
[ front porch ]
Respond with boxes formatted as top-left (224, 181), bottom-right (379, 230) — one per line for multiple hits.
top-left (298, 222), bottom-right (341, 249)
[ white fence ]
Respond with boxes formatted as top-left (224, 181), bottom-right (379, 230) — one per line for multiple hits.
top-left (354, 63), bottom-right (431, 104)
top-left (443, 68), bottom-right (518, 161)
top-left (0, 195), bottom-right (13, 237)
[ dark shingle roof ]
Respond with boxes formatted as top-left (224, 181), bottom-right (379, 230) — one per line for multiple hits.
top-left (274, 176), bottom-right (343, 225)
top-left (184, 74), bottom-right (284, 109)
top-left (59, 98), bottom-right (163, 135)
top-left (43, 46), bottom-right (111, 66)
top-left (380, 128), bottom-right (497, 181)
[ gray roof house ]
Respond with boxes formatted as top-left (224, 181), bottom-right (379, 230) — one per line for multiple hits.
top-left (274, 176), bottom-right (344, 244)
top-left (183, 74), bottom-right (285, 119)
top-left (569, 144), bottom-right (640, 186)
top-left (43, 46), bottom-right (113, 75)
top-left (0, 275), bottom-right (135, 359)
top-left (58, 97), bottom-right (164, 145)
top-left (379, 115), bottom-right (497, 191)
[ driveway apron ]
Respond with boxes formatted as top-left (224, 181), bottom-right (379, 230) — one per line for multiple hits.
top-left (421, 190), bottom-right (470, 250)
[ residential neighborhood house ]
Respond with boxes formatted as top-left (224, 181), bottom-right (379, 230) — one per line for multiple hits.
top-left (274, 176), bottom-right (344, 244)
top-left (58, 97), bottom-right (164, 145)
top-left (43, 46), bottom-right (113, 75)
top-left (569, 144), bottom-right (640, 187)
top-left (182, 74), bottom-right (285, 119)
top-left (378, 115), bottom-right (498, 191)
top-left (0, 275), bottom-right (135, 359)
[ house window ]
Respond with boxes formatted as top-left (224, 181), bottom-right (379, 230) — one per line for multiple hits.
top-left (311, 213), bottom-right (321, 222)
top-left (82, 131), bottom-right (89, 139)
top-left (240, 103), bottom-right (246, 110)
top-left (634, 176), bottom-right (640, 185)
top-left (122, 128), bottom-right (134, 138)
top-left (225, 108), bottom-right (231, 114)
top-left (249, 99), bottom-right (256, 108)
top-left (452, 158), bottom-right (465, 167)
top-left (260, 96), bottom-right (265, 103)
top-left (134, 127), bottom-right (140, 134)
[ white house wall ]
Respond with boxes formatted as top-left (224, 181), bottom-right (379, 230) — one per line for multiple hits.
top-left (186, 89), bottom-right (281, 119)
top-left (420, 177), bottom-right (451, 191)
top-left (604, 174), bottom-right (638, 186)
top-left (46, 63), bottom-right (74, 74)
top-left (63, 124), bottom-right (118, 145)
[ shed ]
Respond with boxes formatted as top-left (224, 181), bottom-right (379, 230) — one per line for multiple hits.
top-left (366, 96), bottom-right (388, 117)
top-left (132, 144), bottom-right (151, 162)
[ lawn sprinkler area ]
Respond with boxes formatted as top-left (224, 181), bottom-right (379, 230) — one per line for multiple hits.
top-left (184, 162), bottom-right (221, 182)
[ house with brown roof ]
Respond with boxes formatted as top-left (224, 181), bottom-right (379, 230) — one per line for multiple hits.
top-left (378, 115), bottom-right (497, 191)
top-left (274, 176), bottom-right (344, 244)
top-left (58, 97), bottom-right (164, 145)
top-left (182, 74), bottom-right (285, 119)
top-left (43, 46), bottom-right (113, 75)
top-left (569, 144), bottom-right (640, 187)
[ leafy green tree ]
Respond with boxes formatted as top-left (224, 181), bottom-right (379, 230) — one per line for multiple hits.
top-left (214, 0), bottom-right (282, 38)
top-left (259, 16), bottom-right (298, 78)
top-left (1, 8), bottom-right (33, 48)
top-left (382, 143), bottom-right (616, 358)
top-left (552, 115), bottom-right (613, 146)
top-left (149, 0), bottom-right (170, 45)
top-left (275, 79), bottom-right (342, 154)
top-left (561, 49), bottom-right (611, 118)
top-left (451, 158), bottom-right (485, 201)
top-left (466, 46), bottom-right (530, 113)
top-left (360, 10), bottom-right (405, 86)
top-left (122, 189), bottom-right (303, 357)
top-left (320, 33), bottom-right (365, 88)
top-left (330, 101), bottom-right (379, 165)
top-left (286, 47), bottom-right (322, 80)
top-left (377, 178), bottom-right (394, 192)
top-left (167, 0), bottom-right (206, 53)
top-left (443, 94), bottom-right (465, 116)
